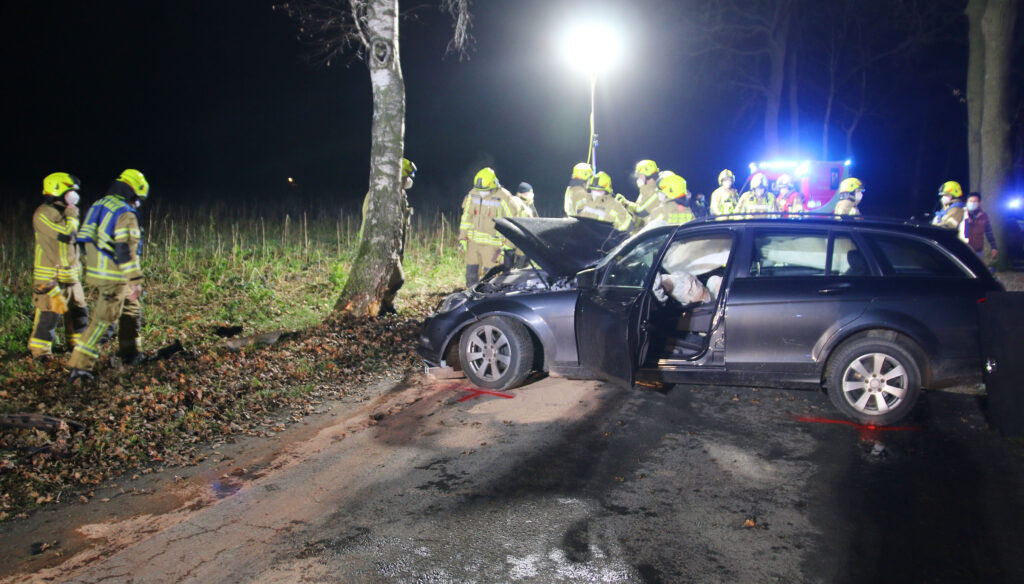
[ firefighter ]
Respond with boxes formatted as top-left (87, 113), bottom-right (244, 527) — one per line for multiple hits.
top-left (459, 167), bottom-right (515, 286)
top-left (774, 173), bottom-right (805, 214)
top-left (646, 172), bottom-right (695, 227)
top-left (515, 182), bottom-right (538, 218)
top-left (709, 169), bottom-right (740, 216)
top-left (68, 169), bottom-right (150, 382)
top-left (563, 163), bottom-right (592, 217)
top-left (737, 172), bottom-right (777, 214)
top-left (834, 177), bottom-right (864, 215)
top-left (361, 158), bottom-right (416, 314)
top-left (28, 172), bottom-right (90, 360)
top-left (576, 172), bottom-right (632, 232)
top-left (932, 180), bottom-right (965, 229)
top-left (617, 159), bottom-right (661, 229)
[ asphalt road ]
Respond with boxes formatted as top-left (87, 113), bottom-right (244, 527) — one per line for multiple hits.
top-left (6, 375), bottom-right (1024, 583)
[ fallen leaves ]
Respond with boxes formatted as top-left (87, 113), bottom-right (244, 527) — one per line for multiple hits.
top-left (0, 296), bottom-right (444, 521)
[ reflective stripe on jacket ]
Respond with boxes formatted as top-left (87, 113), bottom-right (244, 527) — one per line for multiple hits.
top-left (576, 194), bottom-right (633, 232)
top-left (77, 195), bottom-right (143, 282)
top-left (33, 202), bottom-right (80, 285)
top-left (459, 188), bottom-right (514, 249)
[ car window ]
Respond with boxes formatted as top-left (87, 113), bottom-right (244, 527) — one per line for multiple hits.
top-left (660, 233), bottom-right (734, 299)
top-left (829, 235), bottom-right (868, 276)
top-left (865, 233), bottom-right (969, 278)
top-left (749, 232), bottom-right (829, 277)
top-left (602, 234), bottom-right (669, 288)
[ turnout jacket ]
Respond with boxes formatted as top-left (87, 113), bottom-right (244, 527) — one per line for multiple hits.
top-left (460, 187), bottom-right (514, 249)
top-left (77, 192), bottom-right (144, 284)
top-left (576, 193), bottom-right (633, 232)
top-left (563, 181), bottom-right (589, 216)
top-left (32, 200), bottom-right (81, 288)
top-left (709, 186), bottom-right (739, 216)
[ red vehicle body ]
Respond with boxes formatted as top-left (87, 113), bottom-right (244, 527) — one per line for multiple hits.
top-left (747, 160), bottom-right (851, 212)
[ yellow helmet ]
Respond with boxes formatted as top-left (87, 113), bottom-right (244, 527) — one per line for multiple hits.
top-left (718, 169), bottom-right (735, 185)
top-left (839, 177), bottom-right (863, 193)
top-left (657, 172), bottom-right (688, 200)
top-left (750, 173), bottom-right (768, 189)
top-left (474, 167), bottom-right (499, 190)
top-left (587, 171), bottom-right (613, 194)
top-left (634, 159), bottom-right (659, 179)
top-left (776, 173), bottom-right (794, 189)
top-left (571, 162), bottom-right (593, 181)
top-left (118, 169), bottom-right (149, 199)
top-left (402, 158), bottom-right (417, 180)
top-left (42, 172), bottom-right (81, 197)
top-left (938, 180), bottom-right (963, 198)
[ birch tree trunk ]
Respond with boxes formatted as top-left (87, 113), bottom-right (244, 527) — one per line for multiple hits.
top-left (979, 0), bottom-right (1017, 268)
top-left (966, 0), bottom-right (986, 192)
top-left (334, 0), bottom-right (406, 316)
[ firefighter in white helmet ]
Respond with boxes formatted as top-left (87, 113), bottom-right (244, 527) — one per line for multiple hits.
top-left (709, 169), bottom-right (739, 216)
top-left (737, 172), bottom-right (777, 215)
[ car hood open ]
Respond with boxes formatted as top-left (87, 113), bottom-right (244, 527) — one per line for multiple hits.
top-left (494, 217), bottom-right (629, 279)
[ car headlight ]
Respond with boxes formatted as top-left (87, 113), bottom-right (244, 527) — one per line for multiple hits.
top-left (436, 293), bottom-right (468, 314)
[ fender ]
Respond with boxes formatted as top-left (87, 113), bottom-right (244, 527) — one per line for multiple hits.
top-left (813, 308), bottom-right (939, 380)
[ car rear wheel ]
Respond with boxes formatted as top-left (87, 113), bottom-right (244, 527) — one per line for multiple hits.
top-left (826, 334), bottom-right (922, 426)
top-left (458, 316), bottom-right (534, 390)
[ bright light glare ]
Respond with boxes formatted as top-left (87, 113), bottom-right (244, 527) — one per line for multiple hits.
top-left (561, 21), bottom-right (623, 74)
top-left (844, 159), bottom-right (852, 167)
top-left (1008, 197), bottom-right (1023, 210)
top-left (795, 161), bottom-right (811, 177)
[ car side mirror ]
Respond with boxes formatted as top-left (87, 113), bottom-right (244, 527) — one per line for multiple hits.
top-left (576, 268), bottom-right (597, 289)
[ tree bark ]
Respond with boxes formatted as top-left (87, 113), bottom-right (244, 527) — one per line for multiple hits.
top-left (334, 0), bottom-right (406, 316)
top-left (966, 0), bottom-right (987, 193)
top-left (979, 0), bottom-right (1017, 267)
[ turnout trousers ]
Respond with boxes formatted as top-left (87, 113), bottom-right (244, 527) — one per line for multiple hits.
top-left (28, 282), bottom-right (89, 357)
top-left (68, 280), bottom-right (142, 370)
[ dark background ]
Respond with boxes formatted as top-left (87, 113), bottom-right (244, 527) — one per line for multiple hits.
top-left (0, 0), bottom-right (1018, 219)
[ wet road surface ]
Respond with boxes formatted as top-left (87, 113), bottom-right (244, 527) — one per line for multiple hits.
top-left (7, 376), bottom-right (1024, 583)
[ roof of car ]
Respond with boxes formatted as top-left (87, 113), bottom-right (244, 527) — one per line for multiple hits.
top-left (672, 214), bottom-right (954, 239)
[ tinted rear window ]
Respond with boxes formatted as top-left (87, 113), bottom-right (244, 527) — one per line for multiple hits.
top-left (865, 233), bottom-right (968, 278)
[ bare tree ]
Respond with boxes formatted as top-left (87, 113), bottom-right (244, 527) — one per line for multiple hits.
top-left (690, 0), bottom-right (796, 156)
top-left (278, 0), bottom-right (471, 317)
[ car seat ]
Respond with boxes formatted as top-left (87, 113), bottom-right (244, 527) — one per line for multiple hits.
top-left (845, 249), bottom-right (869, 276)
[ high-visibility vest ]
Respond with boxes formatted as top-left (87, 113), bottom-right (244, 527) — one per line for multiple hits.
top-left (77, 195), bottom-right (143, 282)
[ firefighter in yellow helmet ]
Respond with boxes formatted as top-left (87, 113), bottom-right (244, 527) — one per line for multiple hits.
top-left (616, 159), bottom-right (661, 228)
top-left (774, 173), bottom-right (806, 214)
top-left (737, 172), bottom-right (777, 214)
top-left (646, 172), bottom-right (695, 228)
top-left (68, 169), bottom-right (149, 382)
top-left (563, 162), bottom-right (592, 217)
top-left (932, 180), bottom-right (965, 229)
top-left (357, 158), bottom-right (416, 314)
top-left (709, 169), bottom-right (740, 216)
top-left (576, 172), bottom-right (632, 232)
top-left (459, 167), bottom-right (515, 286)
top-left (29, 172), bottom-right (90, 360)
top-left (835, 177), bottom-right (864, 215)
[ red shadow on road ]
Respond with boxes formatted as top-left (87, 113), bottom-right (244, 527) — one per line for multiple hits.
top-left (434, 382), bottom-right (516, 403)
top-left (791, 414), bottom-right (920, 441)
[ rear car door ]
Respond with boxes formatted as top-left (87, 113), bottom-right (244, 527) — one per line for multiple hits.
top-left (576, 232), bottom-right (671, 386)
top-left (725, 228), bottom-right (875, 380)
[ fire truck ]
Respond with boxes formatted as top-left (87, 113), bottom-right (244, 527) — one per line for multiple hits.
top-left (746, 159), bottom-right (852, 213)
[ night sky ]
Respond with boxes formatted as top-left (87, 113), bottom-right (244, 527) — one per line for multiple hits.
top-left (1, 1), bottom-right (1014, 219)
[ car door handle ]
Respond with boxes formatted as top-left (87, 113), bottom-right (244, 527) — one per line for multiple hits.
top-left (818, 283), bottom-right (853, 295)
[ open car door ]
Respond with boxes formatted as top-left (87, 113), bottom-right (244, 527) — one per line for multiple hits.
top-left (575, 233), bottom-right (671, 387)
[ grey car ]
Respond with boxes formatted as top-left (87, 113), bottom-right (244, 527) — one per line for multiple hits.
top-left (417, 216), bottom-right (1003, 425)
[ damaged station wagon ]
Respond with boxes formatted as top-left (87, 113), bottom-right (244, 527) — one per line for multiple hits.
top-left (417, 216), bottom-right (1003, 425)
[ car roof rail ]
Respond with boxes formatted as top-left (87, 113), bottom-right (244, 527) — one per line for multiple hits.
top-left (687, 213), bottom-right (937, 229)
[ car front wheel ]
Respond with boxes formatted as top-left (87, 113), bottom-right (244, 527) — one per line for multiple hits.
top-left (826, 334), bottom-right (922, 426)
top-left (458, 316), bottom-right (534, 390)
